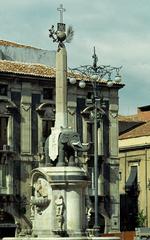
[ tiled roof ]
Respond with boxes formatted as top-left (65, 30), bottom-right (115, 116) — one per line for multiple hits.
top-left (0, 40), bottom-right (38, 49)
top-left (119, 108), bottom-right (150, 123)
top-left (0, 60), bottom-right (55, 78)
top-left (119, 121), bottom-right (150, 139)
top-left (118, 114), bottom-right (146, 122)
top-left (0, 60), bottom-right (92, 79)
top-left (0, 40), bottom-right (124, 86)
top-left (0, 60), bottom-right (124, 86)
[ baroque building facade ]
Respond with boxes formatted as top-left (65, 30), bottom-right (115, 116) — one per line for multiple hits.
top-left (119, 106), bottom-right (150, 231)
top-left (0, 40), bottom-right (123, 237)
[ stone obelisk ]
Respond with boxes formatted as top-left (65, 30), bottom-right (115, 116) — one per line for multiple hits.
top-left (48, 5), bottom-right (69, 161)
top-left (53, 4), bottom-right (68, 129)
top-left (55, 44), bottom-right (67, 128)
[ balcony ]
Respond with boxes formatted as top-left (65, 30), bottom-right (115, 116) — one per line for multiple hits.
top-left (0, 144), bottom-right (14, 152)
top-left (0, 145), bottom-right (15, 165)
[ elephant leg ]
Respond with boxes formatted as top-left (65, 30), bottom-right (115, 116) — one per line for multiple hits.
top-left (68, 148), bottom-right (76, 166)
top-left (57, 144), bottom-right (65, 166)
top-left (68, 155), bottom-right (76, 166)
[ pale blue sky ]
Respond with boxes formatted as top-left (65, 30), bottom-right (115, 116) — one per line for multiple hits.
top-left (1, 0), bottom-right (150, 115)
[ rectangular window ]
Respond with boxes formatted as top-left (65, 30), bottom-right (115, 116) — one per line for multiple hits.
top-left (87, 122), bottom-right (94, 155)
top-left (0, 84), bottom-right (8, 96)
top-left (77, 98), bottom-right (86, 142)
top-left (0, 117), bottom-right (8, 150)
top-left (125, 165), bottom-right (138, 193)
top-left (0, 165), bottom-right (6, 188)
top-left (43, 88), bottom-right (53, 100)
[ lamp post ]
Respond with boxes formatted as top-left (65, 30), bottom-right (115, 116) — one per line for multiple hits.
top-left (69, 47), bottom-right (122, 234)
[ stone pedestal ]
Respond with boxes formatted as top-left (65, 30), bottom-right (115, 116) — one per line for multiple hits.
top-left (4, 236), bottom-right (120, 240)
top-left (30, 166), bottom-right (88, 238)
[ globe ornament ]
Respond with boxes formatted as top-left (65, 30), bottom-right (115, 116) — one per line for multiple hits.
top-left (56, 31), bottom-right (66, 42)
top-left (79, 80), bottom-right (86, 89)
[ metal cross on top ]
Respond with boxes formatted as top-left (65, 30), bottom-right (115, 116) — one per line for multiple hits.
top-left (57, 4), bottom-right (66, 23)
top-left (92, 46), bottom-right (98, 70)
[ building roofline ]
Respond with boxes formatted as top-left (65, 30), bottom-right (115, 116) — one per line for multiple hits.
top-left (119, 143), bottom-right (150, 152)
top-left (0, 39), bottom-right (42, 50)
top-left (0, 60), bottom-right (124, 88)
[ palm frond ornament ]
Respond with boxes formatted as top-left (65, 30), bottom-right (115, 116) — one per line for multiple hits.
top-left (66, 26), bottom-right (74, 43)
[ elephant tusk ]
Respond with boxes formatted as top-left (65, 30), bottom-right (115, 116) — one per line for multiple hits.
top-left (82, 143), bottom-right (89, 146)
top-left (71, 141), bottom-right (81, 146)
top-left (71, 141), bottom-right (90, 151)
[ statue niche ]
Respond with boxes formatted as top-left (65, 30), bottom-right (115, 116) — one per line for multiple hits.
top-left (31, 177), bottom-right (51, 215)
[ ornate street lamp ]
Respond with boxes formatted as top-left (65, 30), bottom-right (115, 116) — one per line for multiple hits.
top-left (69, 47), bottom-right (122, 234)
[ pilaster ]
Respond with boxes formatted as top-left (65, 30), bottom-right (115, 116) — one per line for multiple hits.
top-left (7, 115), bottom-right (13, 150)
top-left (20, 82), bottom-right (32, 154)
top-left (67, 85), bottom-right (77, 130)
top-left (37, 114), bottom-right (43, 154)
top-left (106, 90), bottom-right (120, 232)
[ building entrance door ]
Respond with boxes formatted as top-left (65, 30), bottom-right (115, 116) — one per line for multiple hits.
top-left (0, 211), bottom-right (16, 238)
top-left (120, 193), bottom-right (138, 231)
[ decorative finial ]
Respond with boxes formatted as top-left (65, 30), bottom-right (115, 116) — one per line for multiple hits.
top-left (49, 4), bottom-right (74, 50)
top-left (57, 4), bottom-right (66, 23)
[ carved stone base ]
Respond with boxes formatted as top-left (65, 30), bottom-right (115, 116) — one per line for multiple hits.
top-left (30, 166), bottom-right (88, 238)
top-left (3, 236), bottom-right (120, 240)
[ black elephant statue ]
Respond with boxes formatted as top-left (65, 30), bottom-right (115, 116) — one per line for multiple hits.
top-left (45, 128), bottom-right (90, 167)
top-left (57, 129), bottom-right (90, 166)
